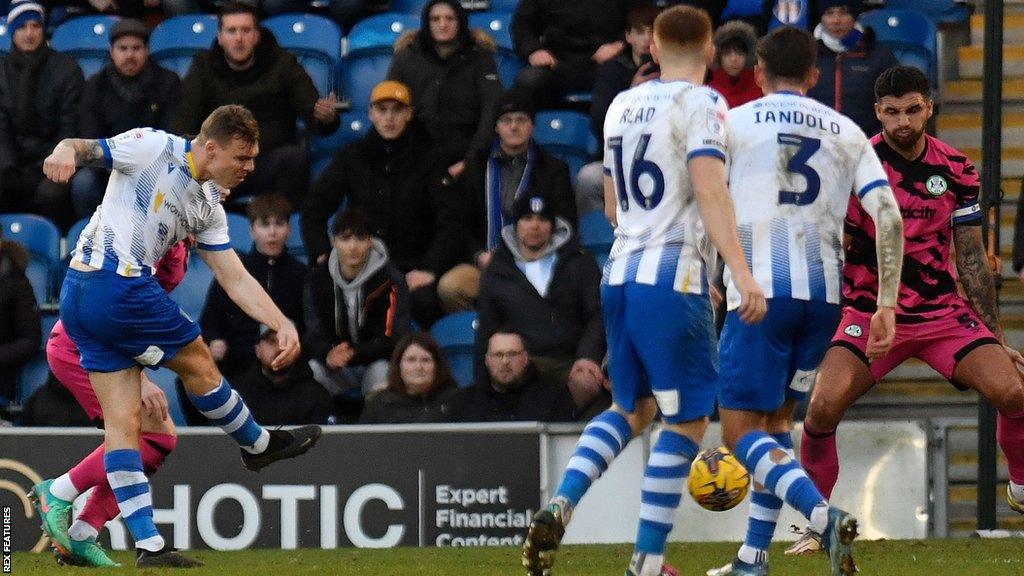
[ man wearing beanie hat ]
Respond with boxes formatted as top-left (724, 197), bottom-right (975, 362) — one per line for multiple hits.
top-left (0, 0), bottom-right (84, 230)
top-left (475, 191), bottom-right (607, 417)
top-left (436, 88), bottom-right (577, 316)
top-left (72, 18), bottom-right (181, 220)
top-left (807, 0), bottom-right (898, 135)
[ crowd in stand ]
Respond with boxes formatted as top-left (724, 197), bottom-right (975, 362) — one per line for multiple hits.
top-left (1, 0), bottom-right (911, 426)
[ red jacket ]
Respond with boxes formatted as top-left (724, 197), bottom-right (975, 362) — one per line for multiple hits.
top-left (707, 68), bottom-right (763, 109)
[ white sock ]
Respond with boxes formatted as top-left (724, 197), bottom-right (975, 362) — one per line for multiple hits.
top-left (49, 474), bottom-right (80, 501)
top-left (136, 534), bottom-right (165, 552)
top-left (68, 520), bottom-right (99, 542)
top-left (1011, 481), bottom-right (1024, 502)
top-left (629, 551), bottom-right (665, 576)
top-left (809, 503), bottom-right (829, 534)
top-left (737, 544), bottom-right (766, 565)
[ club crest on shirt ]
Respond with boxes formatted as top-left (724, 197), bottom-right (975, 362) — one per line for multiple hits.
top-left (925, 175), bottom-right (948, 196)
top-left (844, 324), bottom-right (863, 338)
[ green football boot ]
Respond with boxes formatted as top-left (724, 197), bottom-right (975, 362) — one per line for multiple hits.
top-left (69, 536), bottom-right (121, 567)
top-left (28, 480), bottom-right (73, 559)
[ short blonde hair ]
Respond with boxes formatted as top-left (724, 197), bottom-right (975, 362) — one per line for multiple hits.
top-left (198, 104), bottom-right (259, 147)
top-left (654, 5), bottom-right (712, 55)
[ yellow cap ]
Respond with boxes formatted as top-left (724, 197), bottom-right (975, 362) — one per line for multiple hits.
top-left (370, 80), bottom-right (412, 107)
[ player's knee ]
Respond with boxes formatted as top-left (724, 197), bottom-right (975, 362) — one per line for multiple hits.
top-left (995, 382), bottom-right (1024, 416)
top-left (805, 394), bottom-right (841, 431)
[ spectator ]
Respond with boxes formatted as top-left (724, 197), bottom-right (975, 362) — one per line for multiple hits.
top-left (438, 89), bottom-right (576, 313)
top-left (302, 81), bottom-right (463, 327)
top-left (0, 229), bottom-right (40, 403)
top-left (707, 20), bottom-right (762, 109)
top-left (807, 0), bottom-right (897, 136)
top-left (201, 194), bottom-right (307, 378)
top-left (388, 0), bottom-right (502, 177)
top-left (20, 374), bottom-right (93, 426)
top-left (455, 328), bottom-right (577, 422)
top-left (72, 18), bottom-right (182, 220)
top-left (169, 1), bottom-right (339, 204)
top-left (328, 0), bottom-right (392, 33)
top-left (476, 192), bottom-right (606, 415)
top-left (577, 2), bottom-right (661, 217)
top-left (510, 0), bottom-right (629, 106)
top-left (359, 333), bottom-right (459, 424)
top-left (306, 209), bottom-right (410, 397)
top-left (0, 0), bottom-right (84, 230)
top-left (230, 325), bottom-right (334, 425)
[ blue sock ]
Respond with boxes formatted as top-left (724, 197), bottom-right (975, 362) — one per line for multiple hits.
top-left (635, 429), bottom-right (699, 555)
top-left (736, 430), bottom-right (825, 520)
top-left (772, 431), bottom-right (794, 454)
top-left (555, 410), bottom-right (632, 507)
top-left (188, 378), bottom-right (270, 453)
top-left (105, 449), bottom-right (164, 551)
top-left (736, 432), bottom-right (790, 563)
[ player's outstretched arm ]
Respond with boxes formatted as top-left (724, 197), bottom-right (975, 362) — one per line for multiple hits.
top-left (688, 155), bottom-right (767, 324)
top-left (954, 225), bottom-right (1004, 341)
top-left (199, 247), bottom-right (301, 370)
top-left (859, 185), bottom-right (904, 358)
top-left (43, 138), bottom-right (106, 183)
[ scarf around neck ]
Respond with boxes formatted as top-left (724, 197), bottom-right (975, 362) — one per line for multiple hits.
top-left (7, 45), bottom-right (51, 136)
top-left (485, 141), bottom-right (535, 250)
top-left (814, 22), bottom-right (865, 54)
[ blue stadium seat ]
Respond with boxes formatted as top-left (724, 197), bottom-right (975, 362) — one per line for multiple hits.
top-left (145, 367), bottom-right (188, 426)
top-left (51, 15), bottom-right (119, 78)
top-left (533, 110), bottom-right (595, 181)
top-left (391, 0), bottom-right (428, 14)
top-left (468, 11), bottom-right (522, 87)
top-left (65, 217), bottom-right (91, 258)
top-left (226, 213), bottom-right (254, 254)
top-left (310, 111), bottom-right (372, 179)
top-left (578, 209), bottom-right (614, 254)
top-left (880, 0), bottom-right (971, 25)
top-left (263, 14), bottom-right (343, 96)
top-left (344, 13), bottom-right (419, 109)
top-left (149, 14), bottom-right (218, 78)
top-left (169, 252), bottom-right (214, 322)
top-left (17, 314), bottom-right (60, 405)
top-left (287, 213), bottom-right (307, 263)
top-left (859, 9), bottom-right (938, 86)
top-left (431, 311), bottom-right (478, 388)
top-left (0, 17), bottom-right (10, 55)
top-left (0, 214), bottom-right (61, 304)
top-left (488, 0), bottom-right (520, 12)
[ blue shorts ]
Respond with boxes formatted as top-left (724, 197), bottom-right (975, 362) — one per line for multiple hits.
top-left (602, 283), bottom-right (718, 424)
top-left (60, 268), bottom-right (200, 373)
top-left (718, 298), bottom-right (841, 412)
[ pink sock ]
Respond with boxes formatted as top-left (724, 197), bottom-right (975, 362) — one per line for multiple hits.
top-left (800, 423), bottom-right (839, 500)
top-left (78, 484), bottom-right (121, 532)
top-left (998, 412), bottom-right (1024, 484)
top-left (68, 445), bottom-right (106, 493)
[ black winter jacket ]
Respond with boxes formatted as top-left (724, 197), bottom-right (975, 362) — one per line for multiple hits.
top-left (453, 364), bottom-right (576, 423)
top-left (0, 46), bottom-right (84, 169)
top-left (169, 29), bottom-right (338, 153)
top-left (511, 0), bottom-right (627, 61)
top-left (359, 385), bottom-right (459, 424)
top-left (387, 28), bottom-right (502, 165)
top-left (302, 123), bottom-right (463, 273)
top-left (231, 363), bottom-right (333, 425)
top-left (590, 51), bottom-right (636, 143)
top-left (79, 63), bottom-right (182, 138)
top-left (0, 242), bottom-right (40, 401)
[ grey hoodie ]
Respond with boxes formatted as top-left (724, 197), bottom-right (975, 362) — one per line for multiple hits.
top-left (327, 238), bottom-right (389, 345)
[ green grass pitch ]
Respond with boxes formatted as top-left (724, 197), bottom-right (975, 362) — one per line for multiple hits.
top-left (8, 540), bottom-right (1024, 575)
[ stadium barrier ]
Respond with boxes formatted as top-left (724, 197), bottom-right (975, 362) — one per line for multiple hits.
top-left (0, 421), bottom-right (928, 551)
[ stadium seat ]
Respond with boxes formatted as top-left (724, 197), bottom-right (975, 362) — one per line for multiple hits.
top-left (50, 15), bottom-right (119, 78)
top-left (149, 14), bottom-right (218, 78)
top-left (65, 217), bottom-right (91, 258)
top-left (0, 214), bottom-right (62, 304)
top-left (468, 11), bottom-right (522, 87)
top-left (263, 14), bottom-right (342, 96)
top-left (287, 213), bottom-right (307, 263)
top-left (0, 17), bottom-right (10, 55)
top-left (880, 0), bottom-right (971, 25)
top-left (487, 0), bottom-right (520, 12)
top-left (431, 311), bottom-right (478, 388)
top-left (226, 213), bottom-right (254, 254)
top-left (17, 313), bottom-right (60, 405)
top-left (533, 110), bottom-right (595, 181)
top-left (578, 210), bottom-right (614, 255)
top-left (343, 13), bottom-right (420, 109)
top-left (169, 252), bottom-right (214, 322)
top-left (391, 0), bottom-right (428, 14)
top-left (145, 367), bottom-right (188, 426)
top-left (859, 9), bottom-right (938, 87)
top-left (310, 111), bottom-right (372, 179)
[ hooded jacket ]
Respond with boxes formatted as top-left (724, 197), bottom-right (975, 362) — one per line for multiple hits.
top-left (387, 0), bottom-right (502, 165)
top-left (303, 121), bottom-right (464, 273)
top-left (511, 0), bottom-right (628, 61)
top-left (0, 45), bottom-right (84, 170)
top-left (476, 217), bottom-right (604, 371)
top-left (707, 20), bottom-right (763, 109)
top-left (306, 238), bottom-right (410, 366)
top-left (0, 241), bottom-right (40, 401)
top-left (169, 28), bottom-right (339, 153)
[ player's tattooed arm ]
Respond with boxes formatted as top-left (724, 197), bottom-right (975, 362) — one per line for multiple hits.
top-left (860, 188), bottom-right (904, 309)
top-left (60, 138), bottom-right (107, 168)
top-left (954, 225), bottom-right (1003, 339)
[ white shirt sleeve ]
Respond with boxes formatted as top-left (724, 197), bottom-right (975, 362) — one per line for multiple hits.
top-left (852, 136), bottom-right (891, 201)
top-left (195, 203), bottom-right (231, 251)
top-left (100, 129), bottom-right (167, 175)
top-left (684, 89), bottom-right (729, 162)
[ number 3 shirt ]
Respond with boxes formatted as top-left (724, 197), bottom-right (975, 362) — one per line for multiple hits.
top-left (602, 79), bottom-right (728, 296)
top-left (723, 92), bottom-right (890, 309)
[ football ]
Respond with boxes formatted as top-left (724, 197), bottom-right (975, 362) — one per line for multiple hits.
top-left (687, 447), bottom-right (750, 512)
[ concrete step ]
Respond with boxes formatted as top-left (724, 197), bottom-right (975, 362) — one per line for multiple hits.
top-left (937, 112), bottom-right (1024, 148)
top-left (944, 78), bottom-right (1024, 104)
top-left (958, 45), bottom-right (1024, 78)
top-left (963, 146), bottom-right (1024, 177)
top-left (970, 14), bottom-right (1024, 45)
